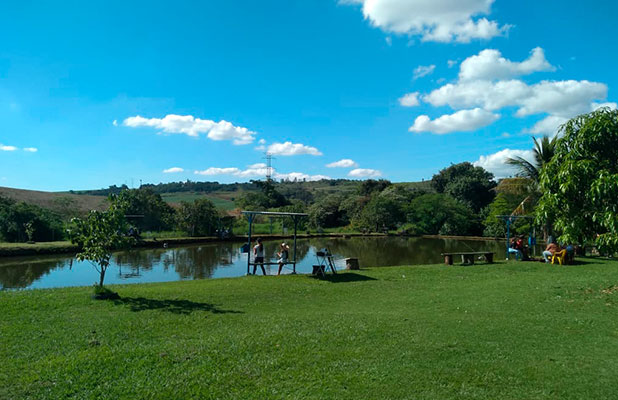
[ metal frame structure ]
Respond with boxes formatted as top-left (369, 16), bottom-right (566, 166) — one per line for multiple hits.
top-left (242, 211), bottom-right (308, 275)
top-left (498, 215), bottom-right (536, 260)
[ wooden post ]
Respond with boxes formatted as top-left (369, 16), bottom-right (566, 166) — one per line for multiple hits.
top-left (292, 216), bottom-right (298, 274)
top-left (246, 214), bottom-right (253, 275)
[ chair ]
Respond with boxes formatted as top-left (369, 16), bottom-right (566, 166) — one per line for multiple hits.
top-left (551, 249), bottom-right (568, 265)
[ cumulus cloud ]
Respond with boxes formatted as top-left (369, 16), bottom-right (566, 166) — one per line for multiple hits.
top-left (267, 141), bottom-right (322, 156)
top-left (473, 148), bottom-right (535, 179)
top-left (23, 147), bottom-right (38, 152)
top-left (414, 47), bottom-right (613, 134)
top-left (193, 163), bottom-right (328, 181)
top-left (194, 167), bottom-right (242, 176)
top-left (326, 159), bottom-right (359, 168)
top-left (399, 92), bottom-right (420, 107)
top-left (348, 168), bottom-right (382, 178)
top-left (123, 114), bottom-right (256, 145)
top-left (413, 65), bottom-right (435, 79)
top-left (409, 108), bottom-right (499, 134)
top-left (459, 47), bottom-right (555, 81)
top-left (343, 0), bottom-right (510, 43)
top-left (1, 144), bottom-right (17, 151)
top-left (163, 167), bottom-right (184, 173)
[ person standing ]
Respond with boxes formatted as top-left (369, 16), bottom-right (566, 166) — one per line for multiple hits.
top-left (277, 242), bottom-right (290, 276)
top-left (253, 238), bottom-right (267, 275)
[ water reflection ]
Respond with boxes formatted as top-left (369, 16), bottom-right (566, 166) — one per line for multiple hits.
top-left (0, 237), bottom-right (522, 290)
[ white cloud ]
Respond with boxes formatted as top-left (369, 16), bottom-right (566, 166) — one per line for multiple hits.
top-left (344, 0), bottom-right (510, 43)
top-left (23, 147), bottom-right (38, 152)
top-left (399, 92), bottom-right (420, 107)
top-left (326, 159), bottom-right (359, 168)
top-left (194, 167), bottom-right (242, 176)
top-left (1, 145), bottom-right (17, 151)
top-left (267, 141), bottom-right (322, 156)
top-left (112, 119), bottom-right (118, 126)
top-left (192, 163), bottom-right (328, 181)
top-left (525, 115), bottom-right (568, 135)
top-left (258, 138), bottom-right (266, 144)
top-left (123, 114), bottom-right (256, 145)
top-left (274, 172), bottom-right (331, 181)
top-left (413, 64), bottom-right (435, 79)
top-left (591, 102), bottom-right (617, 111)
top-left (447, 59), bottom-right (458, 68)
top-left (349, 168), bottom-right (382, 178)
top-left (459, 47), bottom-right (555, 81)
top-left (473, 148), bottom-right (535, 179)
top-left (163, 167), bottom-right (184, 173)
top-left (425, 79), bottom-right (608, 118)
top-left (409, 108), bottom-right (499, 134)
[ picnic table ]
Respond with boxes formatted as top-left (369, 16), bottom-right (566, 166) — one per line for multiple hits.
top-left (441, 252), bottom-right (495, 266)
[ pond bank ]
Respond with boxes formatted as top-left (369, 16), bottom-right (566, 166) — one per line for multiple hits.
top-left (0, 232), bottom-right (389, 258)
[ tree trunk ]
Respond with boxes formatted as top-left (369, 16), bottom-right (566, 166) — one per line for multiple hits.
top-left (99, 267), bottom-right (106, 287)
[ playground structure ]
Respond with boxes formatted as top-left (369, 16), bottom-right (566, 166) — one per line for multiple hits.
top-left (241, 210), bottom-right (308, 275)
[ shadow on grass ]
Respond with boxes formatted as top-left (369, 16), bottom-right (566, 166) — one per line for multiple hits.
top-left (311, 272), bottom-right (377, 284)
top-left (113, 297), bottom-right (244, 315)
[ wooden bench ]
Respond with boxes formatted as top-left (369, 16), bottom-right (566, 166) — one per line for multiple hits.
top-left (441, 252), bottom-right (495, 266)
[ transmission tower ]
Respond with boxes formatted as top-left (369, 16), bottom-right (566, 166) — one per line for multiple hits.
top-left (263, 152), bottom-right (275, 182)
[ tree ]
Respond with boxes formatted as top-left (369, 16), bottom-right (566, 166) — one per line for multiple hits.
top-left (0, 196), bottom-right (64, 242)
top-left (431, 162), bottom-right (496, 212)
top-left (68, 194), bottom-right (136, 288)
top-left (358, 179), bottom-right (392, 197)
top-left (405, 193), bottom-right (477, 236)
top-left (120, 188), bottom-right (176, 232)
top-left (506, 135), bottom-right (558, 182)
top-left (176, 198), bottom-right (219, 237)
top-left (307, 195), bottom-right (347, 229)
top-left (356, 195), bottom-right (404, 232)
top-left (237, 180), bottom-right (288, 210)
top-left (536, 108), bottom-right (618, 253)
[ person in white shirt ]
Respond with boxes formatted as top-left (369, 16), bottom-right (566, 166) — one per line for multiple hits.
top-left (277, 242), bottom-right (290, 276)
top-left (253, 238), bottom-right (267, 275)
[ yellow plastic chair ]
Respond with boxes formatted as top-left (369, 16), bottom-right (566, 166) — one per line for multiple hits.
top-left (551, 249), bottom-right (567, 265)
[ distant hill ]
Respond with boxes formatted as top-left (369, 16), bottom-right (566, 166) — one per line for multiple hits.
top-left (0, 186), bottom-right (108, 215)
top-left (1, 179), bottom-right (435, 215)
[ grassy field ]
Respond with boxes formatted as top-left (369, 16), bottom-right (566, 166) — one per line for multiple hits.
top-left (160, 192), bottom-right (237, 210)
top-left (0, 186), bottom-right (107, 214)
top-left (2, 258), bottom-right (618, 399)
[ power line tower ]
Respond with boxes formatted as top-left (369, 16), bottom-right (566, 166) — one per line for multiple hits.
top-left (263, 152), bottom-right (275, 182)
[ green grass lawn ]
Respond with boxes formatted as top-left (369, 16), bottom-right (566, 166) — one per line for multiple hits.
top-left (2, 259), bottom-right (618, 399)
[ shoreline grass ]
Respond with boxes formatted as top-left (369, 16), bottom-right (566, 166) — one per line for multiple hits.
top-left (2, 259), bottom-right (618, 399)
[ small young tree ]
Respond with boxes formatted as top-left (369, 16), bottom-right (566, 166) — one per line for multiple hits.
top-left (69, 194), bottom-right (135, 288)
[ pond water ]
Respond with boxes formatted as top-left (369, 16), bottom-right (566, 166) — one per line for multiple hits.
top-left (0, 237), bottom-right (525, 290)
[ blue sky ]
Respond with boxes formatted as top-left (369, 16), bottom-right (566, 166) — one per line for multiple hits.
top-left (1, 0), bottom-right (616, 191)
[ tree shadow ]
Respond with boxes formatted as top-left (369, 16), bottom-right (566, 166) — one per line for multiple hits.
top-left (113, 297), bottom-right (244, 315)
top-left (311, 272), bottom-right (377, 284)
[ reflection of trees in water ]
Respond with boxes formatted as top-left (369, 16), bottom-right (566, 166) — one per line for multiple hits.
top-left (289, 237), bottom-right (513, 267)
top-left (0, 258), bottom-right (66, 289)
top-left (169, 244), bottom-right (236, 279)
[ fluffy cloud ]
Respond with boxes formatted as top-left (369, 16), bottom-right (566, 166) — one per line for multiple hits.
top-left (193, 163), bottom-right (328, 181)
top-left (123, 114), bottom-right (256, 145)
top-left (348, 168), bottom-right (382, 178)
top-left (413, 64), bottom-right (435, 79)
top-left (1, 144), bottom-right (17, 151)
top-left (459, 47), bottom-right (555, 81)
top-left (473, 148), bottom-right (535, 179)
top-left (267, 141), bottom-right (322, 156)
top-left (23, 147), bottom-right (38, 152)
top-left (195, 167), bottom-right (242, 176)
top-left (162, 167), bottom-right (184, 173)
top-left (326, 159), bottom-right (359, 168)
top-left (414, 47), bottom-right (613, 135)
top-left (343, 0), bottom-right (509, 43)
top-left (399, 92), bottom-right (420, 107)
top-left (409, 108), bottom-right (499, 134)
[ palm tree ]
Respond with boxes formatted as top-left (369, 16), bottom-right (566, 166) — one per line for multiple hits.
top-left (506, 135), bottom-right (558, 182)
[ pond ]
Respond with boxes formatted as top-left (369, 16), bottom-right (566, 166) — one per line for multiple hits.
top-left (0, 236), bottom-right (525, 290)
